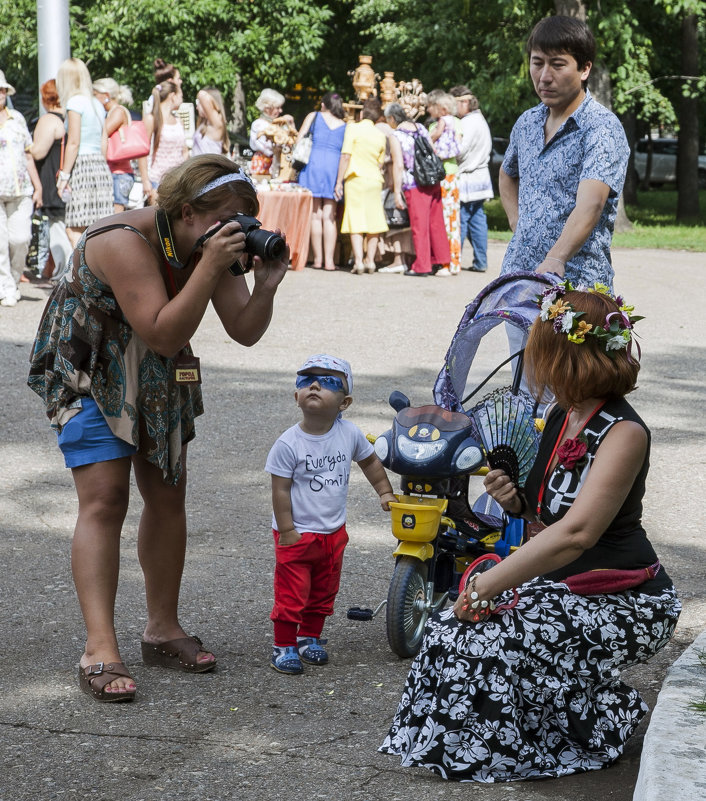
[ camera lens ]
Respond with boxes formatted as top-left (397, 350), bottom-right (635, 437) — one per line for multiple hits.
top-left (245, 228), bottom-right (286, 261)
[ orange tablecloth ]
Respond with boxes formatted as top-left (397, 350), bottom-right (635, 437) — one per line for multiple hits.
top-left (256, 188), bottom-right (313, 270)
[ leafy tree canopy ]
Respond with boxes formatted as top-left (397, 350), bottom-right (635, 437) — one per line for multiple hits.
top-left (0, 0), bottom-right (702, 142)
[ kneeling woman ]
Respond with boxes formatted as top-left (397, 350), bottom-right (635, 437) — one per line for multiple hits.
top-left (28, 155), bottom-right (288, 702)
top-left (380, 284), bottom-right (680, 781)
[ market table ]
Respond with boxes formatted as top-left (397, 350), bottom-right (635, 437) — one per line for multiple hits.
top-left (256, 184), bottom-right (312, 270)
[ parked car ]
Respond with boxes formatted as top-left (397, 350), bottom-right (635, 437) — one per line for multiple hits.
top-left (634, 138), bottom-right (706, 188)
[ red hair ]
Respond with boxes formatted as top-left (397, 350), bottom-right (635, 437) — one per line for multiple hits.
top-left (525, 290), bottom-right (640, 408)
top-left (41, 79), bottom-right (60, 109)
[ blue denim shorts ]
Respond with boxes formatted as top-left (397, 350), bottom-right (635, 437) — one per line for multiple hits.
top-left (112, 173), bottom-right (135, 207)
top-left (57, 397), bottom-right (136, 468)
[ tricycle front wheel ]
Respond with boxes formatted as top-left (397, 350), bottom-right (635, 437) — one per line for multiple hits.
top-left (386, 556), bottom-right (429, 658)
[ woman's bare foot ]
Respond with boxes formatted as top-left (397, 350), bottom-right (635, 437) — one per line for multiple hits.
top-left (142, 626), bottom-right (216, 667)
top-left (80, 652), bottom-right (136, 695)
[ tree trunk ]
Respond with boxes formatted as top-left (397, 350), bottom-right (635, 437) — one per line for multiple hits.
top-left (554, 0), bottom-right (586, 19)
top-left (676, 13), bottom-right (700, 222)
top-left (621, 110), bottom-right (638, 206)
top-left (230, 73), bottom-right (248, 154)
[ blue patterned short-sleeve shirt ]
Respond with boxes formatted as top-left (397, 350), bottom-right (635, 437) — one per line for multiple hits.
top-left (500, 90), bottom-right (629, 289)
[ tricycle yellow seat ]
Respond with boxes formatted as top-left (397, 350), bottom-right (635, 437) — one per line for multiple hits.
top-left (389, 495), bottom-right (448, 542)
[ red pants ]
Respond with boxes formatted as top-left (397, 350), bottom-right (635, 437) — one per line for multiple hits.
top-left (405, 184), bottom-right (451, 274)
top-left (271, 525), bottom-right (349, 646)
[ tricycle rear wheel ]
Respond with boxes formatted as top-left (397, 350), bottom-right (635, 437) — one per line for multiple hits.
top-left (386, 556), bottom-right (429, 658)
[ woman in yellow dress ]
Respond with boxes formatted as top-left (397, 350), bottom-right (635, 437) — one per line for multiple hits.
top-left (334, 103), bottom-right (388, 274)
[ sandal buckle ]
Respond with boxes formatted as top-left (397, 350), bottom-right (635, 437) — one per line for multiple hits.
top-left (86, 662), bottom-right (104, 676)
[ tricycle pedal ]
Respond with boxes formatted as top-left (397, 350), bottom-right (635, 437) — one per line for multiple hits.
top-left (347, 606), bottom-right (374, 621)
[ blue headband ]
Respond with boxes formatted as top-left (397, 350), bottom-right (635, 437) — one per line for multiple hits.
top-left (193, 170), bottom-right (255, 199)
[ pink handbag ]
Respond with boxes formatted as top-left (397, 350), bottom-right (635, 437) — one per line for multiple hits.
top-left (106, 115), bottom-right (151, 164)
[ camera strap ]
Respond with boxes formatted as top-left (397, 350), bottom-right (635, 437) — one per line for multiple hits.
top-left (155, 208), bottom-right (188, 270)
top-left (154, 209), bottom-right (202, 386)
top-left (155, 208), bottom-right (249, 277)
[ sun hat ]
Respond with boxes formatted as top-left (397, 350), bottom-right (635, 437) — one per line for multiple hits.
top-left (0, 70), bottom-right (16, 95)
top-left (297, 354), bottom-right (353, 394)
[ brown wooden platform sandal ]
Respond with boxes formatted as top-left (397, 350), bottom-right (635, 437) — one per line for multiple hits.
top-left (79, 662), bottom-right (136, 703)
top-left (141, 635), bottom-right (217, 673)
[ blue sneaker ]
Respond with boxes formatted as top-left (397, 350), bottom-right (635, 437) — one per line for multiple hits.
top-left (297, 637), bottom-right (329, 666)
top-left (271, 646), bottom-right (303, 675)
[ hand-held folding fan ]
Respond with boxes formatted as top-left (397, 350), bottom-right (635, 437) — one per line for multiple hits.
top-left (468, 387), bottom-right (540, 487)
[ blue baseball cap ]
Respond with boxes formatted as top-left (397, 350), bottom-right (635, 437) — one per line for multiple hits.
top-left (297, 354), bottom-right (353, 394)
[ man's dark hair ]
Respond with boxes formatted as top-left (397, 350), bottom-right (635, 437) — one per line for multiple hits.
top-left (526, 15), bottom-right (596, 69)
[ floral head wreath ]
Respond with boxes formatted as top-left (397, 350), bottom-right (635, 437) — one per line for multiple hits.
top-left (536, 280), bottom-right (643, 361)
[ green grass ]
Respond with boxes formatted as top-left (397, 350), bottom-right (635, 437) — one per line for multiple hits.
top-left (487, 190), bottom-right (706, 251)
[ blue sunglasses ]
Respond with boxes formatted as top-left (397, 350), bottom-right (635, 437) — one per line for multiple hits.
top-left (295, 374), bottom-right (346, 393)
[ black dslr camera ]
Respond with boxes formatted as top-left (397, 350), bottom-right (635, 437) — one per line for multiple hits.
top-left (198, 213), bottom-right (286, 276)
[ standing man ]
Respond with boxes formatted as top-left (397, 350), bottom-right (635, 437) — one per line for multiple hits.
top-left (0, 70), bottom-right (42, 307)
top-left (499, 16), bottom-right (629, 290)
top-left (450, 85), bottom-right (494, 273)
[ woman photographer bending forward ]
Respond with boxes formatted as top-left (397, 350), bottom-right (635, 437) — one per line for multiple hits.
top-left (29, 155), bottom-right (289, 702)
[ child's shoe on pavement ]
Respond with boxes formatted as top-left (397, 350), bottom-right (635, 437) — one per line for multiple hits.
top-left (297, 636), bottom-right (329, 665)
top-left (271, 645), bottom-right (304, 675)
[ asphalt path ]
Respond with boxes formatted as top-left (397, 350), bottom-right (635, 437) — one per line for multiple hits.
top-left (1, 241), bottom-right (704, 801)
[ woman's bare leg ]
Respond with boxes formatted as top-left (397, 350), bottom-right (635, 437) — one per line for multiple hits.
top-left (309, 198), bottom-right (323, 268)
top-left (66, 226), bottom-right (85, 249)
top-left (133, 448), bottom-right (215, 666)
top-left (365, 235), bottom-right (379, 271)
top-left (322, 199), bottom-right (338, 270)
top-left (71, 457), bottom-right (135, 694)
top-left (350, 233), bottom-right (364, 270)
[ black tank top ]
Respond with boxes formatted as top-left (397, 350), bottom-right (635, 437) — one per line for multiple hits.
top-left (524, 397), bottom-right (671, 594)
top-left (35, 111), bottom-right (65, 213)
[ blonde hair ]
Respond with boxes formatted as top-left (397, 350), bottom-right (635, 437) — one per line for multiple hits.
top-left (427, 89), bottom-right (457, 116)
top-left (57, 57), bottom-right (94, 107)
top-left (197, 86), bottom-right (230, 154)
top-left (93, 77), bottom-right (134, 107)
top-left (157, 154), bottom-right (258, 220)
top-left (255, 88), bottom-right (285, 113)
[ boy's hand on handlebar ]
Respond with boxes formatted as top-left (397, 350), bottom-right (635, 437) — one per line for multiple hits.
top-left (483, 468), bottom-right (519, 511)
top-left (379, 491), bottom-right (397, 512)
top-left (278, 528), bottom-right (302, 546)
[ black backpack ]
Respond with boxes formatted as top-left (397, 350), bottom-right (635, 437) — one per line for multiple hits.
top-left (413, 130), bottom-right (446, 187)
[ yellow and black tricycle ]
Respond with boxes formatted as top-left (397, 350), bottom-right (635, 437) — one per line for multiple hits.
top-left (347, 273), bottom-right (555, 658)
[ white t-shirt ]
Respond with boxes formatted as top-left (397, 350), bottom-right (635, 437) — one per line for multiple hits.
top-left (265, 418), bottom-right (374, 534)
top-left (66, 94), bottom-right (105, 155)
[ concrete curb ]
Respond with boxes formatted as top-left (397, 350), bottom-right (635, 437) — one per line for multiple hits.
top-left (633, 629), bottom-right (706, 801)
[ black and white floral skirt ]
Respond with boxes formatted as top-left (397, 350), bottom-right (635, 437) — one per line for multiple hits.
top-left (379, 579), bottom-right (680, 782)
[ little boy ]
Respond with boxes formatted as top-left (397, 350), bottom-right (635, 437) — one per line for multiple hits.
top-left (265, 354), bottom-right (396, 675)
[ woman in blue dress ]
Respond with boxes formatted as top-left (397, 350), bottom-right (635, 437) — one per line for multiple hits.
top-left (296, 92), bottom-right (346, 271)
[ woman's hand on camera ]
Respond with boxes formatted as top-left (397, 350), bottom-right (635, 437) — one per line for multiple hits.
top-left (251, 229), bottom-right (289, 290)
top-left (483, 468), bottom-right (519, 511)
top-left (201, 219), bottom-right (247, 274)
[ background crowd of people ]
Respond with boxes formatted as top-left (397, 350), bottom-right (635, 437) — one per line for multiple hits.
top-left (249, 82), bottom-right (495, 277)
top-left (0, 56), bottom-right (245, 308)
top-left (0, 54), bottom-right (497, 308)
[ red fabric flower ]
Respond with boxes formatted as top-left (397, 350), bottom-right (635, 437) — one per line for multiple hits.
top-left (557, 435), bottom-right (588, 470)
